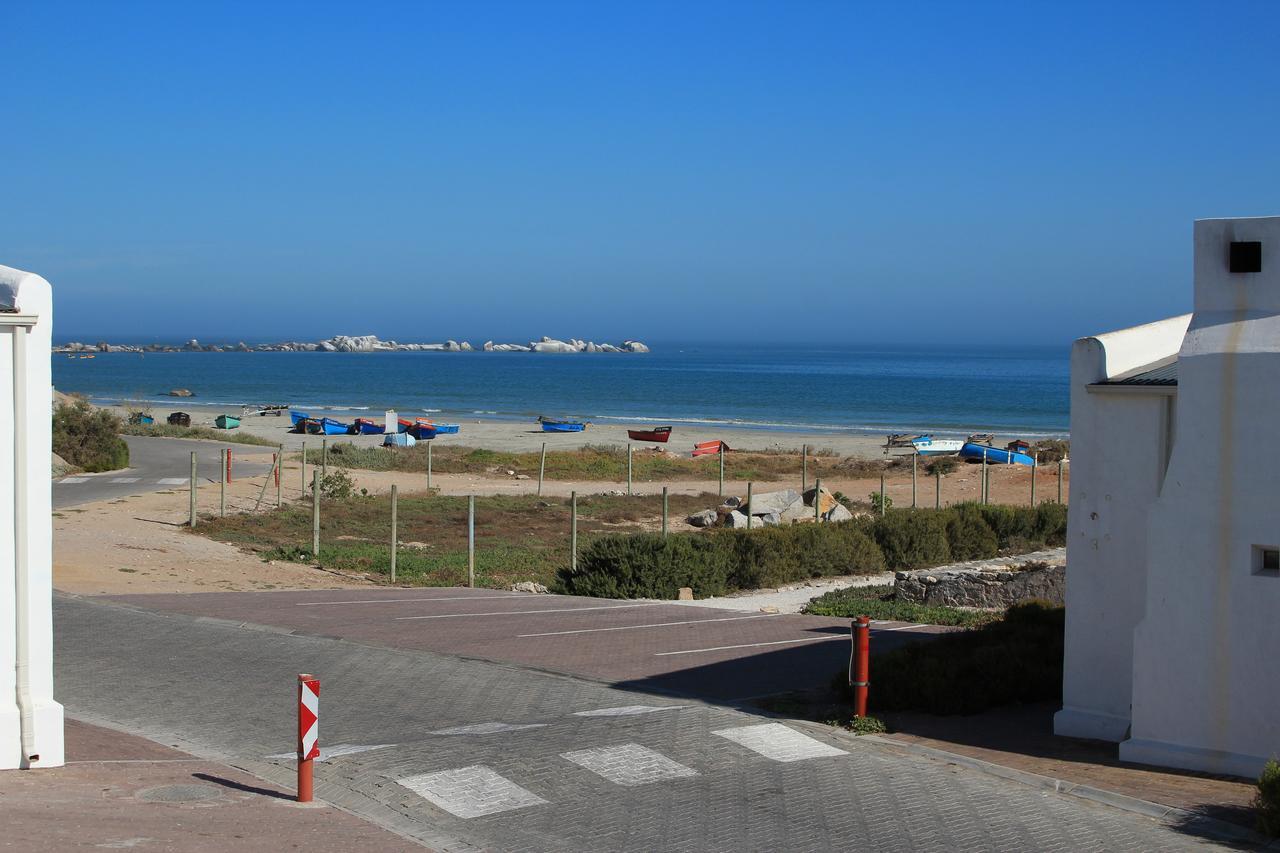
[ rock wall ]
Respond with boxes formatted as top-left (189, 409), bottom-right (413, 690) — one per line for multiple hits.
top-left (894, 550), bottom-right (1066, 608)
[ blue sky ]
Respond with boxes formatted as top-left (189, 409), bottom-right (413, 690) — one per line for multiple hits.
top-left (5, 1), bottom-right (1280, 345)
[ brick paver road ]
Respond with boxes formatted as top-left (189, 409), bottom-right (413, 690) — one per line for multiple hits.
top-left (55, 595), bottom-right (1228, 851)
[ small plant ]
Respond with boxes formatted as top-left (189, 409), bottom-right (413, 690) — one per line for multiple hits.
top-left (869, 491), bottom-right (893, 513)
top-left (310, 469), bottom-right (356, 500)
top-left (1257, 759), bottom-right (1280, 837)
top-left (846, 715), bottom-right (887, 735)
top-left (52, 400), bottom-right (130, 473)
top-left (926, 456), bottom-right (958, 476)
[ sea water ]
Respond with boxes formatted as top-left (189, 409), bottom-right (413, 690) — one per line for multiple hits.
top-left (52, 344), bottom-right (1069, 436)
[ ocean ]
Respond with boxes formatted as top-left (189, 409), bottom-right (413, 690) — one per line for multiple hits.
top-left (52, 344), bottom-right (1070, 437)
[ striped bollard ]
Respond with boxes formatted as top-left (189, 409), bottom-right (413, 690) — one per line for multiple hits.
top-left (849, 616), bottom-right (870, 718)
top-left (297, 673), bottom-right (320, 803)
top-left (225, 448), bottom-right (232, 483)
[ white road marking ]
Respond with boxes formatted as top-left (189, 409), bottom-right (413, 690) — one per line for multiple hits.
top-left (295, 594), bottom-right (523, 607)
top-left (429, 722), bottom-right (548, 735)
top-left (654, 636), bottom-right (839, 656)
top-left (518, 613), bottom-right (778, 638)
top-left (395, 603), bottom-right (658, 621)
top-left (561, 743), bottom-right (697, 786)
top-left (110, 477), bottom-right (141, 483)
top-left (264, 743), bottom-right (393, 762)
top-left (156, 478), bottom-right (188, 485)
top-left (59, 477), bottom-right (89, 484)
top-left (883, 623), bottom-right (929, 631)
top-left (713, 723), bottom-right (847, 762)
top-left (397, 765), bottom-right (547, 818)
top-left (573, 705), bottom-right (684, 718)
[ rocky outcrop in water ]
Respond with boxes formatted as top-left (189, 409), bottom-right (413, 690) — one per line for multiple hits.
top-left (55, 334), bottom-right (649, 354)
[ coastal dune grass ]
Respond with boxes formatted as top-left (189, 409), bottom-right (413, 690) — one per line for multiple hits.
top-left (300, 441), bottom-right (872, 483)
top-left (196, 491), bottom-right (714, 588)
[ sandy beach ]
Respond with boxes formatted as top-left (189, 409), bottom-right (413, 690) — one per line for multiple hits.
top-left (109, 401), bottom-right (1042, 458)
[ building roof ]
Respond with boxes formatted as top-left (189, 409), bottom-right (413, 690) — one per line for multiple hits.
top-left (1095, 357), bottom-right (1179, 387)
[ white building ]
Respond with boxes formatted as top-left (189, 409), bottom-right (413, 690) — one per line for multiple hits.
top-left (0, 265), bottom-right (64, 769)
top-left (1056, 217), bottom-right (1280, 778)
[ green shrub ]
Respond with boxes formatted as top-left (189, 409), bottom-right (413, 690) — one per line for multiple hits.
top-left (310, 469), bottom-right (357, 500)
top-left (726, 523), bottom-right (886, 589)
top-left (870, 509), bottom-right (950, 569)
top-left (944, 505), bottom-right (999, 560)
top-left (803, 584), bottom-right (999, 628)
top-left (52, 401), bottom-right (129, 473)
top-left (869, 491), bottom-right (893, 513)
top-left (1033, 501), bottom-right (1068, 546)
top-left (1034, 439), bottom-right (1070, 464)
top-left (1256, 759), bottom-right (1280, 837)
top-left (556, 533), bottom-right (733, 599)
top-left (976, 504), bottom-right (1036, 550)
top-left (846, 715), bottom-right (888, 735)
top-left (845, 600), bottom-right (1065, 715)
top-left (926, 456), bottom-right (959, 476)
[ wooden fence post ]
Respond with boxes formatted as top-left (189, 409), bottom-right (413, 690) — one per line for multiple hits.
top-left (390, 484), bottom-right (398, 584)
top-left (538, 442), bottom-right (546, 496)
top-left (427, 440), bottom-right (433, 491)
top-left (911, 454), bottom-right (917, 508)
top-left (468, 494), bottom-right (475, 588)
top-left (746, 482), bottom-right (753, 530)
top-left (1031, 454), bottom-right (1038, 506)
top-left (814, 477), bottom-right (822, 522)
top-left (935, 468), bottom-right (941, 509)
top-left (718, 447), bottom-right (724, 497)
top-left (311, 469), bottom-right (320, 556)
top-left (879, 472), bottom-right (886, 516)
top-left (277, 446), bottom-right (283, 507)
top-left (1058, 459), bottom-right (1064, 503)
top-left (189, 452), bottom-right (197, 528)
top-left (300, 441), bottom-right (307, 496)
top-left (661, 486), bottom-right (668, 539)
top-left (627, 444), bottom-right (633, 496)
top-left (802, 444), bottom-right (808, 491)
top-left (570, 491), bottom-right (578, 572)
top-left (322, 438), bottom-right (328, 479)
top-left (220, 449), bottom-right (226, 518)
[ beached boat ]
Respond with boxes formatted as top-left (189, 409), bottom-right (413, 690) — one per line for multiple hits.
top-left (431, 423), bottom-right (460, 435)
top-left (214, 414), bottom-right (240, 429)
top-left (408, 423), bottom-right (437, 440)
top-left (383, 432), bottom-right (416, 447)
top-left (167, 412), bottom-right (191, 427)
top-left (290, 410), bottom-right (310, 427)
top-left (692, 440), bottom-right (729, 457)
top-left (910, 435), bottom-right (965, 456)
top-left (128, 413), bottom-right (154, 426)
top-left (396, 418), bottom-right (414, 433)
top-left (959, 442), bottom-right (1034, 466)
top-left (350, 417), bottom-right (385, 435)
top-left (307, 417), bottom-right (349, 435)
top-left (628, 426), bottom-right (672, 443)
top-left (539, 417), bottom-right (587, 432)
top-left (244, 404), bottom-right (288, 418)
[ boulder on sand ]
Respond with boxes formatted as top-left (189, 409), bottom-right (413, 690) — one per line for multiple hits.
top-left (747, 489), bottom-right (800, 516)
top-left (723, 510), bottom-right (751, 528)
top-left (687, 509), bottom-right (718, 528)
top-left (165, 388), bottom-right (194, 397)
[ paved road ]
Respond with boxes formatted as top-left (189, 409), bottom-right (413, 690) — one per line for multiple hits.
top-left (54, 436), bottom-right (276, 508)
top-left (55, 595), bottom-right (1225, 851)
top-left (105, 587), bottom-right (954, 703)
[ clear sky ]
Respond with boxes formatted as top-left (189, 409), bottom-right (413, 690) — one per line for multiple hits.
top-left (5, 1), bottom-right (1279, 346)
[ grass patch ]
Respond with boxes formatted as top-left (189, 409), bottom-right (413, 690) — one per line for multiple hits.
top-left (802, 584), bottom-right (999, 628)
top-left (195, 491), bottom-right (714, 589)
top-left (835, 600), bottom-right (1064, 715)
top-left (123, 423), bottom-right (278, 446)
top-left (301, 441), bottom-right (902, 483)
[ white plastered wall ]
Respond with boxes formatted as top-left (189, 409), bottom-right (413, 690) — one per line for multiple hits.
top-left (1121, 217), bottom-right (1280, 777)
top-left (0, 264), bottom-right (64, 769)
top-left (1054, 314), bottom-right (1189, 742)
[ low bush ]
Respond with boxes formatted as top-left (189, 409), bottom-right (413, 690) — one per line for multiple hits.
top-left (1034, 439), bottom-right (1070, 464)
top-left (871, 509), bottom-right (950, 569)
top-left (1033, 501), bottom-right (1068, 547)
top-left (838, 600), bottom-right (1065, 715)
top-left (52, 401), bottom-right (129, 473)
top-left (803, 584), bottom-right (999, 628)
top-left (122, 422), bottom-right (278, 446)
top-left (556, 534), bottom-right (733, 599)
top-left (925, 456), bottom-right (959, 476)
top-left (944, 505), bottom-right (999, 560)
top-left (725, 524), bottom-right (886, 590)
top-left (1257, 759), bottom-right (1280, 837)
top-left (310, 469), bottom-right (358, 500)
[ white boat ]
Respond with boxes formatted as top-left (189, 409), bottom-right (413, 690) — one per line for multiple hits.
top-left (910, 435), bottom-right (965, 456)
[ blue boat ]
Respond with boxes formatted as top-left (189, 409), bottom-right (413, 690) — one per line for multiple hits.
top-left (350, 417), bottom-right (385, 435)
top-left (307, 417), bottom-right (350, 436)
top-left (432, 423), bottom-right (460, 435)
top-left (539, 417), bottom-right (587, 433)
top-left (959, 442), bottom-right (1035, 466)
top-left (290, 410), bottom-right (310, 426)
top-left (408, 423), bottom-right (437, 440)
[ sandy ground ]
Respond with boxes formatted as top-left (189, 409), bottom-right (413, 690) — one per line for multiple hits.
top-left (111, 401), bottom-right (1043, 458)
top-left (55, 445), bottom-right (1069, 596)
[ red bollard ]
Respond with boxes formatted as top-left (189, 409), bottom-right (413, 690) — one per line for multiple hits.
top-left (272, 454), bottom-right (279, 487)
top-left (225, 449), bottom-right (233, 483)
top-left (849, 616), bottom-right (870, 718)
top-left (297, 673), bottom-right (320, 802)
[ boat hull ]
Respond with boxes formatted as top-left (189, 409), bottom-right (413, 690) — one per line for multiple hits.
top-left (307, 418), bottom-right (349, 435)
top-left (290, 410), bottom-right (310, 426)
top-left (628, 427), bottom-right (671, 443)
top-left (541, 422), bottom-right (585, 432)
top-left (408, 424), bottom-right (437, 440)
top-left (959, 442), bottom-right (1035, 466)
top-left (214, 415), bottom-right (240, 429)
top-left (911, 438), bottom-right (964, 456)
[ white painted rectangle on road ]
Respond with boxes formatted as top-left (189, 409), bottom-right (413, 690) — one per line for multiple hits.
top-left (398, 765), bottom-right (547, 818)
top-left (59, 477), bottom-right (88, 484)
top-left (561, 744), bottom-right (697, 787)
top-left (518, 613), bottom-right (777, 638)
top-left (156, 478), bottom-right (188, 485)
top-left (713, 723), bottom-right (846, 763)
top-left (110, 477), bottom-right (141, 483)
top-left (429, 722), bottom-right (548, 736)
top-left (573, 705), bottom-right (683, 718)
top-left (296, 594), bottom-right (523, 607)
top-left (395, 603), bottom-right (658, 621)
top-left (654, 636), bottom-right (838, 656)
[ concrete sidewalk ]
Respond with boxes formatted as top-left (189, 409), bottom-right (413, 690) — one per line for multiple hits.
top-left (0, 719), bottom-right (420, 852)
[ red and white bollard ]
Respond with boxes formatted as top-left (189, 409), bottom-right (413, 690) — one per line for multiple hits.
top-left (273, 453), bottom-right (279, 487)
top-left (297, 673), bottom-right (320, 802)
top-left (225, 449), bottom-right (233, 483)
top-left (849, 616), bottom-right (870, 718)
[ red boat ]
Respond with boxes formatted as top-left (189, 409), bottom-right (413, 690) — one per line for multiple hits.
top-left (627, 426), bottom-right (672, 443)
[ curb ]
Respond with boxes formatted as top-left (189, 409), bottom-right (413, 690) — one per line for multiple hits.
top-left (854, 734), bottom-right (1275, 849)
